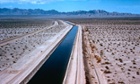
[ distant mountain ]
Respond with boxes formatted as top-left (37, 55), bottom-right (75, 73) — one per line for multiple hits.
top-left (0, 8), bottom-right (139, 17)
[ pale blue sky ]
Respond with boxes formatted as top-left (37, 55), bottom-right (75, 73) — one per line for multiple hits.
top-left (0, 0), bottom-right (140, 14)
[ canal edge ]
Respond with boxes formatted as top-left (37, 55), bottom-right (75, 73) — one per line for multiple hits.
top-left (63, 25), bottom-right (86, 84)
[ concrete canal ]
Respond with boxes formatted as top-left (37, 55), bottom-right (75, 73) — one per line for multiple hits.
top-left (28, 26), bottom-right (78, 84)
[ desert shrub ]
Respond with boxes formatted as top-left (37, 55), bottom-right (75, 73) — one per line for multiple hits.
top-left (95, 55), bottom-right (101, 63)
top-left (104, 70), bottom-right (111, 74)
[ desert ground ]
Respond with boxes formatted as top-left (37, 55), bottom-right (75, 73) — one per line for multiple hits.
top-left (0, 17), bottom-right (140, 84)
top-left (0, 18), bottom-right (73, 83)
top-left (67, 18), bottom-right (140, 84)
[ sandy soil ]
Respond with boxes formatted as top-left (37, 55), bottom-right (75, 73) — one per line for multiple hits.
top-left (81, 19), bottom-right (140, 84)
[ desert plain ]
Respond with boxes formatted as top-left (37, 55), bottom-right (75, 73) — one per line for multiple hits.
top-left (0, 17), bottom-right (140, 84)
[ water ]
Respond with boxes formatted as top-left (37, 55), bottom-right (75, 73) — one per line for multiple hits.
top-left (28, 26), bottom-right (78, 84)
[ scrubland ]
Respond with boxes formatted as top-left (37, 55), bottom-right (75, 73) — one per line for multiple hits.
top-left (69, 18), bottom-right (140, 84)
top-left (0, 19), bottom-right (68, 71)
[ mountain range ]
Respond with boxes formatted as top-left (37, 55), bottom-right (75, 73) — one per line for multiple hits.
top-left (0, 8), bottom-right (139, 17)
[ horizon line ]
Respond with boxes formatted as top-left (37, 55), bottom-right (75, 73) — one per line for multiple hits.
top-left (1, 7), bottom-right (137, 14)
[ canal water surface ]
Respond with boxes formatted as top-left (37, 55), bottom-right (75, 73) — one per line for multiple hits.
top-left (28, 26), bottom-right (78, 84)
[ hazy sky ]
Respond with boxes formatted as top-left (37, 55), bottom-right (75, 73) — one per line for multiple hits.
top-left (0, 0), bottom-right (140, 14)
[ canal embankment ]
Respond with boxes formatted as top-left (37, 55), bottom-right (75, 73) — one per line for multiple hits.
top-left (63, 25), bottom-right (86, 84)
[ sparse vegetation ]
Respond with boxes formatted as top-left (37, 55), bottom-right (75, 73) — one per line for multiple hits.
top-left (74, 18), bottom-right (140, 84)
top-left (0, 19), bottom-right (68, 71)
